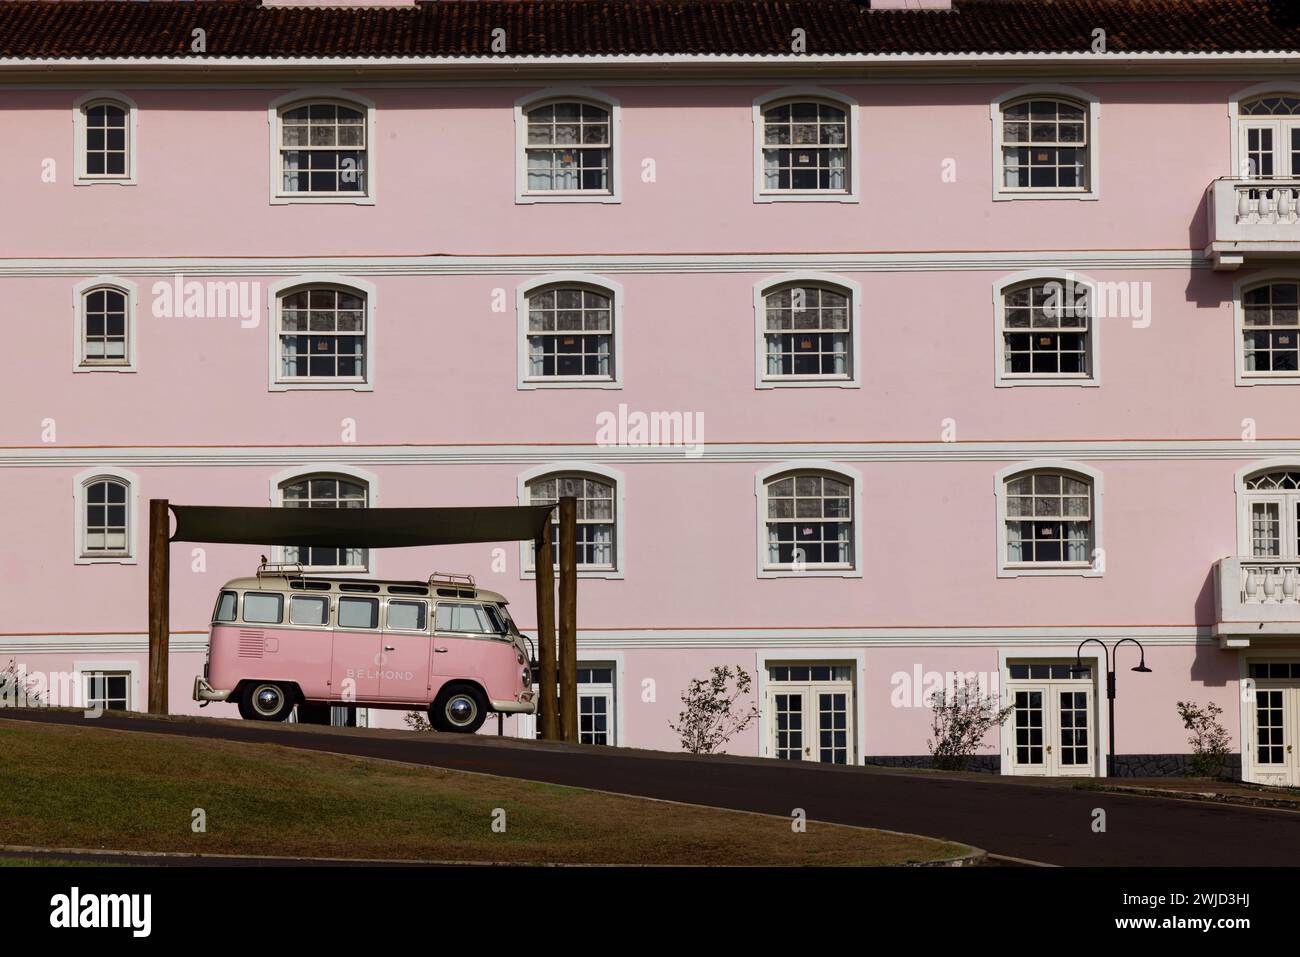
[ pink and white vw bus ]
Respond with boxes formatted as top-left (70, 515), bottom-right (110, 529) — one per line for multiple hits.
top-left (193, 567), bottom-right (536, 732)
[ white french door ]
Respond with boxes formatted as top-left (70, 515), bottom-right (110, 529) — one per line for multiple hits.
top-left (1249, 663), bottom-right (1300, 786)
top-left (1240, 119), bottom-right (1300, 179)
top-left (1008, 681), bottom-right (1096, 777)
top-left (767, 666), bottom-right (854, 764)
top-left (1245, 493), bottom-right (1300, 559)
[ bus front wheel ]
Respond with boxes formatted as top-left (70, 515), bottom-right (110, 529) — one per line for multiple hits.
top-left (430, 684), bottom-right (488, 734)
top-left (238, 682), bottom-right (295, 722)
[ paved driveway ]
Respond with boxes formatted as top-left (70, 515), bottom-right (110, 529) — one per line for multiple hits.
top-left (4, 709), bottom-right (1296, 866)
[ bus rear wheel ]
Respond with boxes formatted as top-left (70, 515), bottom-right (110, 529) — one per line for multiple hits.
top-left (430, 684), bottom-right (488, 734)
top-left (238, 682), bottom-right (295, 722)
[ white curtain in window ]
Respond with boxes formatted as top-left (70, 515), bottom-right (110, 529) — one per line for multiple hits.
top-left (828, 151), bottom-right (846, 191)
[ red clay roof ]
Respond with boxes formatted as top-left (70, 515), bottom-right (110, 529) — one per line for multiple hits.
top-left (0, 1), bottom-right (1298, 59)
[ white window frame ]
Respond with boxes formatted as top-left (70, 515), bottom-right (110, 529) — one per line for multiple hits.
top-left (1233, 270), bottom-right (1300, 386)
top-left (994, 460), bottom-right (1103, 578)
top-left (266, 274), bottom-right (375, 392)
top-left (267, 89), bottom-right (376, 206)
top-left (516, 273), bottom-right (624, 390)
top-left (754, 461), bottom-right (863, 579)
top-left (756, 650), bottom-right (865, 764)
top-left (754, 272), bottom-right (861, 389)
top-left (990, 85), bottom-right (1099, 202)
top-left (993, 269), bottom-right (1099, 387)
top-left (73, 659), bottom-right (141, 713)
top-left (997, 647), bottom-right (1107, 778)
top-left (73, 91), bottom-right (138, 186)
top-left (752, 87), bottom-right (860, 204)
top-left (73, 467), bottom-right (139, 565)
top-left (72, 275), bottom-right (138, 373)
top-left (1228, 82), bottom-right (1300, 179)
top-left (269, 465), bottom-right (379, 576)
top-left (514, 88), bottom-right (621, 204)
top-left (516, 462), bottom-right (626, 580)
top-left (518, 652), bottom-right (626, 745)
top-left (1234, 459), bottom-right (1300, 557)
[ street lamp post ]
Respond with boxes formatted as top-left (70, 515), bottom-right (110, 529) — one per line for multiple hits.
top-left (1072, 638), bottom-right (1152, 778)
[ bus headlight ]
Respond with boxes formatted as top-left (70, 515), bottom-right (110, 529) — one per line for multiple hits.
top-left (521, 666), bottom-right (531, 686)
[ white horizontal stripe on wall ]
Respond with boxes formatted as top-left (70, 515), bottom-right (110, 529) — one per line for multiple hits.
top-left (0, 250), bottom-right (1206, 277)
top-left (4, 440), bottom-right (1300, 468)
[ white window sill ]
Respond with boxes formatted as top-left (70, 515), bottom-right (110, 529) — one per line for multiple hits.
top-left (521, 567), bottom-right (623, 581)
top-left (270, 380), bottom-right (373, 393)
top-left (993, 189), bottom-right (1098, 202)
top-left (756, 191), bottom-right (858, 204)
top-left (76, 554), bottom-right (137, 566)
top-left (1237, 373), bottom-right (1300, 386)
top-left (995, 375), bottom-right (1098, 388)
top-left (75, 363), bottom-right (137, 374)
top-left (519, 378), bottom-right (621, 391)
top-left (758, 376), bottom-right (859, 389)
top-left (998, 563), bottom-right (1101, 579)
top-left (74, 177), bottom-right (137, 187)
top-left (759, 566), bottom-right (862, 579)
top-left (516, 191), bottom-right (620, 205)
top-left (271, 194), bottom-right (375, 206)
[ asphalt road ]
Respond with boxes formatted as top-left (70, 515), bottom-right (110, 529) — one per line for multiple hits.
top-left (4, 709), bottom-right (1297, 866)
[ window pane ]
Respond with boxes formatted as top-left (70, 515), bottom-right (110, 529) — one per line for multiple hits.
top-left (243, 593), bottom-right (284, 624)
top-left (338, 597), bottom-right (379, 629)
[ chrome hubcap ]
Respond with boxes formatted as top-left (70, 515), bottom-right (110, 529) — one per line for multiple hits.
top-left (254, 686), bottom-right (283, 714)
top-left (447, 696), bottom-right (476, 725)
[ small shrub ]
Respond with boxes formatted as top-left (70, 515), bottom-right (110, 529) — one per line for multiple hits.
top-left (1176, 700), bottom-right (1231, 779)
top-left (404, 711), bottom-right (433, 733)
top-left (669, 665), bottom-right (760, 755)
top-left (927, 683), bottom-right (1015, 772)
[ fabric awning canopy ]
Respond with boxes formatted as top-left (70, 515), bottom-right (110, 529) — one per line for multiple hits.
top-left (169, 504), bottom-right (555, 548)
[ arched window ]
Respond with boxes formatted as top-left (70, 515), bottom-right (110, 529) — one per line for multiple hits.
top-left (998, 96), bottom-right (1090, 192)
top-left (1240, 468), bottom-right (1300, 558)
top-left (524, 283), bottom-right (615, 382)
top-left (526, 472), bottom-right (617, 571)
top-left (1238, 94), bottom-right (1300, 179)
top-left (522, 99), bottom-right (612, 196)
top-left (1241, 280), bottom-right (1300, 376)
top-left (76, 95), bottom-right (134, 183)
top-left (761, 281), bottom-right (852, 381)
top-left (278, 473), bottom-right (369, 571)
top-left (1001, 469), bottom-right (1094, 567)
top-left (75, 468), bottom-right (138, 563)
top-left (74, 279), bottom-right (135, 370)
top-left (275, 98), bottom-right (369, 198)
top-left (759, 99), bottom-right (850, 194)
top-left (274, 283), bottom-right (368, 385)
top-left (998, 276), bottom-right (1092, 381)
top-left (761, 470), bottom-right (854, 571)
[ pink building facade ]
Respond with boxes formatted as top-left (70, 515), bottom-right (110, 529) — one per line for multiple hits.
top-left (6, 0), bottom-right (1300, 782)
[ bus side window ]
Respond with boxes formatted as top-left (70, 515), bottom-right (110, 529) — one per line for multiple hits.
top-left (435, 602), bottom-right (492, 634)
top-left (483, 605), bottom-right (507, 634)
top-left (214, 590), bottom-right (237, 623)
top-left (338, 597), bottom-right (379, 630)
top-left (243, 592), bottom-right (283, 625)
top-left (386, 600), bottom-right (427, 631)
top-left (290, 595), bottom-right (330, 626)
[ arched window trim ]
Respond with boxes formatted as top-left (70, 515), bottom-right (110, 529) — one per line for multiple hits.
top-left (514, 88), bottom-right (621, 204)
top-left (1227, 82), bottom-right (1300, 178)
top-left (267, 89), bottom-right (376, 205)
top-left (72, 91), bottom-right (138, 186)
top-left (752, 86), bottom-right (860, 204)
top-left (72, 276), bottom-right (138, 373)
top-left (266, 274), bottom-right (376, 392)
top-left (268, 465), bottom-right (379, 577)
top-left (515, 273), bottom-right (624, 390)
top-left (515, 462), bottom-right (626, 580)
top-left (993, 460), bottom-right (1104, 578)
top-left (753, 272), bottom-right (862, 389)
top-left (1232, 459), bottom-right (1300, 558)
top-left (73, 467), bottom-right (139, 565)
top-left (1233, 270), bottom-right (1300, 385)
top-left (754, 460), bottom-right (863, 579)
top-left (992, 268), bottom-right (1100, 387)
top-left (990, 85), bottom-right (1099, 202)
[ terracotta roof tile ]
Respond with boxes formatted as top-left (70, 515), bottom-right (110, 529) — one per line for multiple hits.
top-left (0, 0), bottom-right (1297, 59)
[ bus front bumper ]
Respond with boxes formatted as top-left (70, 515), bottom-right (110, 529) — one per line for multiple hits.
top-left (193, 676), bottom-right (233, 703)
top-left (490, 697), bottom-right (536, 715)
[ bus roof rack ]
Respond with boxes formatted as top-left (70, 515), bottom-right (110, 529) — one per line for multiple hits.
top-left (428, 571), bottom-right (476, 595)
top-left (257, 556), bottom-right (305, 581)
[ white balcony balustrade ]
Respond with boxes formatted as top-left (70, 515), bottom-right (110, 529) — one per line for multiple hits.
top-left (1239, 560), bottom-right (1300, 603)
top-left (1213, 557), bottom-right (1300, 645)
top-left (1205, 178), bottom-right (1300, 269)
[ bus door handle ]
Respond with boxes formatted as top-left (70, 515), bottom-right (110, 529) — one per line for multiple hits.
top-left (383, 645), bottom-right (395, 652)
top-left (434, 647), bottom-right (449, 653)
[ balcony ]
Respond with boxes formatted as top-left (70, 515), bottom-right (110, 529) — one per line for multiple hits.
top-left (1213, 557), bottom-right (1300, 644)
top-left (1205, 178), bottom-right (1300, 269)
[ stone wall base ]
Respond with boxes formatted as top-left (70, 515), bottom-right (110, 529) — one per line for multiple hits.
top-left (863, 753), bottom-right (1243, 778)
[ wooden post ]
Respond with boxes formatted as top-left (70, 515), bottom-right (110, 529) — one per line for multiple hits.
top-left (534, 516), bottom-right (559, 741)
top-left (147, 499), bottom-right (170, 715)
top-left (558, 495), bottom-right (578, 743)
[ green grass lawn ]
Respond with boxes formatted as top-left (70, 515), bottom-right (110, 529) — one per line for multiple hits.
top-left (0, 719), bottom-right (972, 866)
